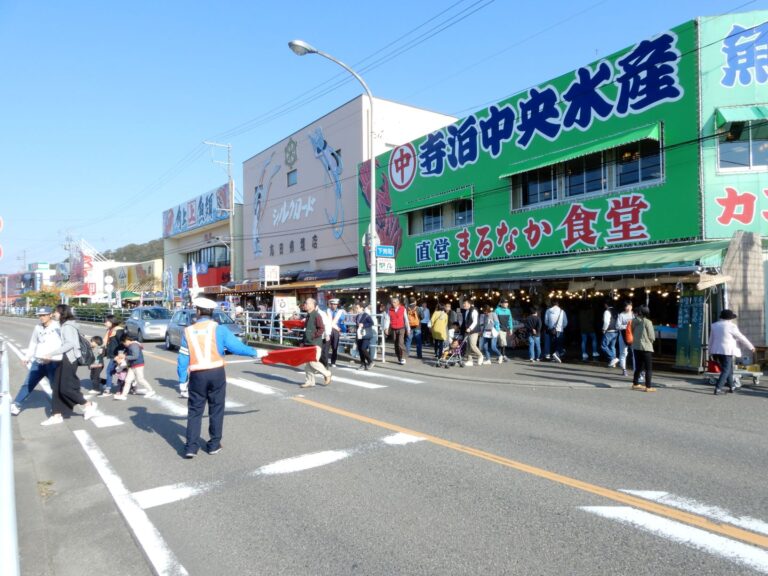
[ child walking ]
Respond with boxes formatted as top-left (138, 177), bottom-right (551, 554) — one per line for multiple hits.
top-left (89, 336), bottom-right (105, 395)
top-left (114, 334), bottom-right (156, 400)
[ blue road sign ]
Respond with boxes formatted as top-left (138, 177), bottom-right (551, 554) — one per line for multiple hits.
top-left (375, 245), bottom-right (395, 258)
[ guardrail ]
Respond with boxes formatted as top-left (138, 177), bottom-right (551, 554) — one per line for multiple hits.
top-left (0, 340), bottom-right (21, 576)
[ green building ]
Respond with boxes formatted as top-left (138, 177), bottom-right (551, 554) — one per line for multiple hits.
top-left (330, 11), bottom-right (768, 368)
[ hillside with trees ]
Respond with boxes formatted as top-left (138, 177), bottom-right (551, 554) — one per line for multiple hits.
top-left (103, 238), bottom-right (163, 262)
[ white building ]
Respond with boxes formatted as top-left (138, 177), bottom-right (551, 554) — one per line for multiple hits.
top-left (240, 95), bottom-right (455, 304)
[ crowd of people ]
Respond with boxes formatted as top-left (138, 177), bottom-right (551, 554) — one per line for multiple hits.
top-left (10, 294), bottom-right (756, 459)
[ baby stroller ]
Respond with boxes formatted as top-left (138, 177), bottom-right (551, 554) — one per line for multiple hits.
top-left (436, 337), bottom-right (466, 369)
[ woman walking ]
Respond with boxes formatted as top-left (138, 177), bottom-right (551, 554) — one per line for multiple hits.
top-left (631, 305), bottom-right (656, 392)
top-left (429, 303), bottom-right (450, 359)
top-left (524, 307), bottom-right (542, 362)
top-left (354, 304), bottom-right (375, 370)
top-left (479, 304), bottom-right (502, 364)
top-left (40, 304), bottom-right (98, 425)
top-left (709, 309), bottom-right (755, 395)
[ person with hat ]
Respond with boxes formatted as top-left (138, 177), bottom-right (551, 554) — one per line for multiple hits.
top-left (494, 297), bottom-right (513, 362)
top-left (325, 298), bottom-right (346, 368)
top-left (177, 297), bottom-right (261, 458)
top-left (709, 309), bottom-right (755, 395)
top-left (10, 307), bottom-right (62, 415)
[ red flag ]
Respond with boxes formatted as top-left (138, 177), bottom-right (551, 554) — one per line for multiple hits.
top-left (261, 346), bottom-right (319, 367)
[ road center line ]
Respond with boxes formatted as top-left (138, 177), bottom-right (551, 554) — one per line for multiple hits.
top-left (291, 396), bottom-right (768, 550)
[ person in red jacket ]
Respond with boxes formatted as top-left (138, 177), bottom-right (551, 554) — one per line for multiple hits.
top-left (384, 297), bottom-right (410, 365)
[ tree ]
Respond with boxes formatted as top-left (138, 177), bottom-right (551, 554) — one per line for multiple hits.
top-left (25, 290), bottom-right (60, 308)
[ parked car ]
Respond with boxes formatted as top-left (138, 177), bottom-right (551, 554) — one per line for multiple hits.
top-left (165, 308), bottom-right (246, 351)
top-left (124, 306), bottom-right (173, 342)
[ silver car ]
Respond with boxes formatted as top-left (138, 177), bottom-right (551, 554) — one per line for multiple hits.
top-left (165, 308), bottom-right (246, 351)
top-left (124, 306), bottom-right (173, 342)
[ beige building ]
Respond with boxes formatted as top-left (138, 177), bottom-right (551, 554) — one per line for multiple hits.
top-left (241, 95), bottom-right (455, 302)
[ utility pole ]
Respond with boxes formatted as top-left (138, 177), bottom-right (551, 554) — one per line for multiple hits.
top-left (204, 141), bottom-right (235, 284)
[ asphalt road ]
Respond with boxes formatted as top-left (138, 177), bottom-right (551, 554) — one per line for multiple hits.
top-left (4, 315), bottom-right (768, 576)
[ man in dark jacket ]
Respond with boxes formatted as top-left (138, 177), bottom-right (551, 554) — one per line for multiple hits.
top-left (301, 298), bottom-right (332, 388)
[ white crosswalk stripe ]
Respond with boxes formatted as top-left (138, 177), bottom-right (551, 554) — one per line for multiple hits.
top-left (582, 506), bottom-right (768, 573)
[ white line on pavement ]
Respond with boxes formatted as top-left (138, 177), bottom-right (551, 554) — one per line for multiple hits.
top-left (330, 375), bottom-right (387, 389)
top-left (621, 490), bottom-right (768, 536)
top-left (255, 450), bottom-right (350, 475)
top-left (132, 482), bottom-right (216, 510)
top-left (581, 506), bottom-right (768, 574)
top-left (381, 432), bottom-right (425, 445)
top-left (338, 366), bottom-right (423, 384)
top-left (90, 414), bottom-right (124, 428)
top-left (149, 395), bottom-right (188, 417)
top-left (73, 430), bottom-right (189, 576)
top-left (228, 377), bottom-right (280, 395)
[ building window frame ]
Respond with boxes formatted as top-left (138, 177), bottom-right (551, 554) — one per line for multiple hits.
top-left (717, 120), bottom-right (768, 172)
top-left (287, 169), bottom-right (298, 187)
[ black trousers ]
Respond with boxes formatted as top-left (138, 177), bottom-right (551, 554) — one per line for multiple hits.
top-left (52, 356), bottom-right (86, 414)
top-left (357, 338), bottom-right (372, 367)
top-left (185, 366), bottom-right (227, 454)
top-left (90, 366), bottom-right (103, 391)
top-left (633, 351), bottom-right (653, 388)
top-left (328, 330), bottom-right (341, 365)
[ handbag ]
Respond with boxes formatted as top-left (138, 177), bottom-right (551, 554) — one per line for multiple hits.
top-left (625, 320), bottom-right (634, 345)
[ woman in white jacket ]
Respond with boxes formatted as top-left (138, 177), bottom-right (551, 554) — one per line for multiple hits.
top-left (40, 304), bottom-right (98, 425)
top-left (709, 309), bottom-right (755, 395)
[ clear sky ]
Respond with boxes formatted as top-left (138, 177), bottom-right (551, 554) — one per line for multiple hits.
top-left (1, 0), bottom-right (764, 273)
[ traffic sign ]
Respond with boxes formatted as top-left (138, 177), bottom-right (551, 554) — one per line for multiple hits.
top-left (376, 257), bottom-right (396, 274)
top-left (375, 245), bottom-right (395, 258)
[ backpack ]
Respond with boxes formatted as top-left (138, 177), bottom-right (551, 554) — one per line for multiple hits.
top-left (407, 308), bottom-right (420, 328)
top-left (77, 330), bottom-right (96, 366)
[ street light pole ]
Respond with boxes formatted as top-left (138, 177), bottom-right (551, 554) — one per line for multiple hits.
top-left (204, 141), bottom-right (235, 285)
top-left (288, 39), bottom-right (378, 325)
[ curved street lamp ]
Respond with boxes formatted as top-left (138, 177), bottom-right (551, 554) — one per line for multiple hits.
top-left (288, 39), bottom-right (378, 326)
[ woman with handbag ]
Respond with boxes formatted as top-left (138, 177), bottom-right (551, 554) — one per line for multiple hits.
top-left (479, 305), bottom-right (502, 364)
top-left (354, 304), bottom-right (375, 371)
top-left (429, 303), bottom-right (450, 359)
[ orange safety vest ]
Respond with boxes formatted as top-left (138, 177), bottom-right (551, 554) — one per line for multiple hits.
top-left (185, 320), bottom-right (225, 371)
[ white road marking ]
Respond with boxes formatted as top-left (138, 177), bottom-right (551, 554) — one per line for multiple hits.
top-left (254, 450), bottom-right (350, 475)
top-left (225, 399), bottom-right (245, 408)
top-left (228, 377), bottom-right (280, 395)
top-left (90, 414), bottom-right (124, 428)
top-left (621, 490), bottom-right (768, 536)
top-left (381, 432), bottom-right (425, 445)
top-left (150, 395), bottom-right (188, 417)
top-left (330, 375), bottom-right (387, 389)
top-left (581, 506), bottom-right (768, 574)
top-left (338, 366), bottom-right (423, 384)
top-left (73, 430), bottom-right (189, 576)
top-left (132, 482), bottom-right (215, 510)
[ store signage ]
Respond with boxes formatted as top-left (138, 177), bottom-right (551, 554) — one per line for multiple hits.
top-left (376, 245), bottom-right (395, 258)
top-left (376, 258), bottom-right (396, 274)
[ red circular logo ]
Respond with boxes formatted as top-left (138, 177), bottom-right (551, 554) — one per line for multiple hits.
top-left (388, 143), bottom-right (417, 192)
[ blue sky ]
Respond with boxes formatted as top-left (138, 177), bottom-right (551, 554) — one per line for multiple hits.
top-left (1, 0), bottom-right (764, 273)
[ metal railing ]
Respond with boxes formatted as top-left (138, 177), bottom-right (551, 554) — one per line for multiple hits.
top-left (0, 340), bottom-right (21, 576)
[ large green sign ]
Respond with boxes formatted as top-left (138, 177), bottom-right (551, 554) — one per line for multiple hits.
top-left (358, 21), bottom-right (700, 272)
top-left (699, 11), bottom-right (768, 240)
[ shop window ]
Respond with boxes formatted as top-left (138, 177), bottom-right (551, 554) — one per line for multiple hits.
top-left (522, 167), bottom-right (556, 206)
top-left (566, 152), bottom-right (604, 197)
top-left (287, 169), bottom-right (298, 187)
top-left (423, 205), bottom-right (442, 232)
top-left (454, 199), bottom-right (473, 227)
top-left (719, 121), bottom-right (768, 170)
top-left (616, 139), bottom-right (661, 187)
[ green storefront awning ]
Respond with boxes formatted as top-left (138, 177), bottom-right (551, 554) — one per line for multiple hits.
top-left (324, 241), bottom-right (729, 290)
top-left (716, 105), bottom-right (768, 127)
top-left (498, 124), bottom-right (660, 179)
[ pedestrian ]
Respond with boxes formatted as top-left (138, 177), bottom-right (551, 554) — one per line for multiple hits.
top-left (177, 297), bottom-right (261, 458)
top-left (709, 309), bottom-right (755, 395)
top-left (419, 301), bottom-right (432, 346)
top-left (325, 298), bottom-right (346, 367)
top-left (115, 333), bottom-right (156, 399)
top-left (353, 303), bottom-right (374, 370)
top-left (383, 297), bottom-right (410, 365)
top-left (459, 299), bottom-right (484, 366)
top-left (298, 297), bottom-right (333, 388)
top-left (544, 300), bottom-right (567, 362)
top-left (405, 301), bottom-right (423, 359)
top-left (630, 305), bottom-right (657, 392)
top-left (10, 307), bottom-right (62, 416)
top-left (40, 304), bottom-right (98, 426)
top-left (429, 302), bottom-right (450, 359)
top-left (525, 307), bottom-right (542, 362)
top-left (479, 304), bottom-right (502, 364)
top-left (494, 298), bottom-right (513, 361)
top-left (616, 301), bottom-right (635, 376)
top-left (601, 300), bottom-right (620, 368)
top-left (102, 314), bottom-right (125, 396)
top-left (88, 335), bottom-right (105, 395)
top-left (578, 304), bottom-right (600, 361)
